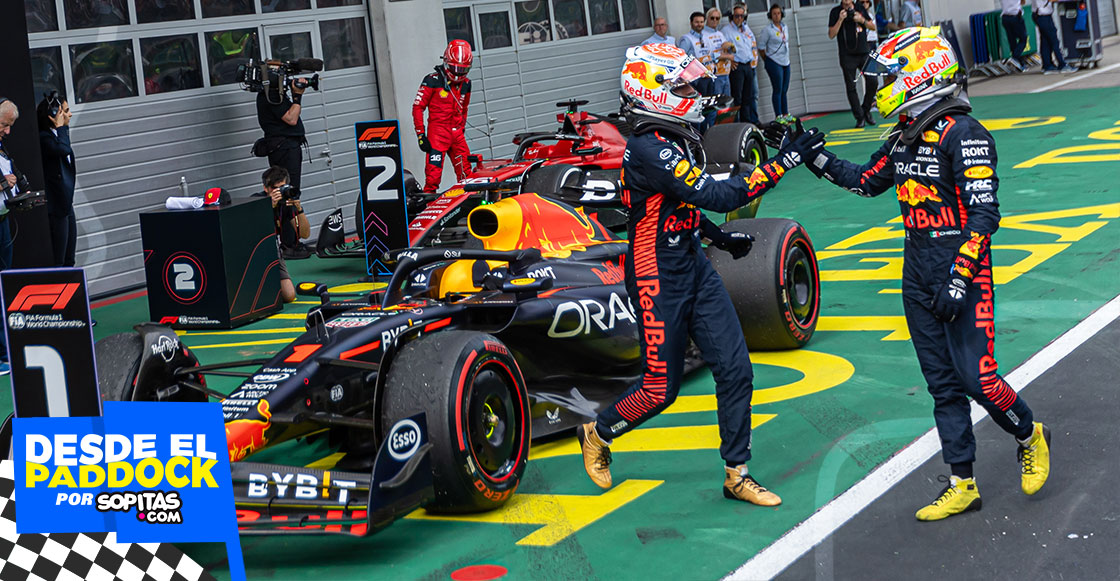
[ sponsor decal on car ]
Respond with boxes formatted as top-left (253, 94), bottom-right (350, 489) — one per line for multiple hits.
top-left (548, 292), bottom-right (636, 338)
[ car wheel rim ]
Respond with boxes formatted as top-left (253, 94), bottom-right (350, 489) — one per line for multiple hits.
top-left (785, 242), bottom-right (815, 325)
top-left (467, 365), bottom-right (518, 480)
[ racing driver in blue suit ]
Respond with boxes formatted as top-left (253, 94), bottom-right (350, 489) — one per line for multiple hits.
top-left (774, 27), bottom-right (1052, 520)
top-left (576, 42), bottom-right (826, 506)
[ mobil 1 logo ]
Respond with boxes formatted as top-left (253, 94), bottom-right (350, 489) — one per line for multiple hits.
top-left (355, 120), bottom-right (409, 276)
top-left (1, 268), bottom-right (100, 418)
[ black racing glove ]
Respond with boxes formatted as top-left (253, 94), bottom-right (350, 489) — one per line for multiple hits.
top-left (776, 128), bottom-right (826, 171)
top-left (417, 133), bottom-right (431, 153)
top-left (931, 274), bottom-right (968, 323)
top-left (702, 221), bottom-right (754, 259)
top-left (762, 117), bottom-right (805, 150)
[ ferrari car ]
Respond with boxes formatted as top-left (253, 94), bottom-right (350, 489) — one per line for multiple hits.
top-left (317, 99), bottom-right (769, 254)
top-left (96, 188), bottom-right (819, 537)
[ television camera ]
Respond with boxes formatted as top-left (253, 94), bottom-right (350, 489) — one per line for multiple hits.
top-left (237, 57), bottom-right (323, 104)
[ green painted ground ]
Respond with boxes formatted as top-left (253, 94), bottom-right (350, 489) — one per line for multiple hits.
top-left (4, 87), bottom-right (1117, 580)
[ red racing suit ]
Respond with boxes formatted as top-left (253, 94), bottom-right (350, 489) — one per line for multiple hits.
top-left (412, 66), bottom-right (472, 192)
top-left (808, 99), bottom-right (1036, 464)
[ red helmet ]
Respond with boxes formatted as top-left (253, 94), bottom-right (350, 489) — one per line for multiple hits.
top-left (443, 40), bottom-right (473, 82)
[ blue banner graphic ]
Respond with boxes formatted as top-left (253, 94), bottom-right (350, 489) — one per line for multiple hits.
top-left (13, 401), bottom-right (245, 580)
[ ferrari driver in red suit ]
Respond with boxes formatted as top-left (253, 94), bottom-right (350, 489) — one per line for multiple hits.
top-left (413, 40), bottom-right (474, 192)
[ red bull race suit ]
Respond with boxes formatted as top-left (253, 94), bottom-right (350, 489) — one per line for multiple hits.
top-left (412, 66), bottom-right (472, 192)
top-left (806, 100), bottom-right (1036, 467)
top-left (594, 122), bottom-right (807, 465)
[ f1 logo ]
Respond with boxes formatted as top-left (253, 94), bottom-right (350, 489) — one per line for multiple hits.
top-left (8, 283), bottom-right (80, 311)
top-left (359, 126), bottom-right (396, 141)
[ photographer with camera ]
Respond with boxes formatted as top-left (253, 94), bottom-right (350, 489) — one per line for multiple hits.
top-left (254, 67), bottom-right (311, 258)
top-left (37, 91), bottom-right (78, 267)
top-left (253, 166), bottom-right (309, 303)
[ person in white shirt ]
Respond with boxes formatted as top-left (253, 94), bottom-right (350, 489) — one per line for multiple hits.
top-left (1001, 0), bottom-right (1029, 71)
top-left (1031, 0), bottom-right (1077, 73)
top-left (721, 3), bottom-right (760, 124)
top-left (642, 17), bottom-right (675, 47)
top-left (900, 0), bottom-right (922, 28)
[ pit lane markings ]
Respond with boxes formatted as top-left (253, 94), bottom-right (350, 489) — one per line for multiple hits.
top-left (726, 293), bottom-right (1120, 579)
top-left (177, 327), bottom-right (306, 336)
top-left (405, 479), bottom-right (663, 546)
top-left (824, 116), bottom-right (1065, 146)
top-left (1029, 62), bottom-right (1120, 93)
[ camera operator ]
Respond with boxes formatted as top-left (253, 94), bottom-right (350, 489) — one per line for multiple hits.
top-left (253, 166), bottom-right (309, 303)
top-left (0, 97), bottom-right (31, 375)
top-left (256, 75), bottom-right (308, 258)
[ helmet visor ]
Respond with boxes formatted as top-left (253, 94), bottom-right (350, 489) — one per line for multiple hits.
top-left (446, 63), bottom-right (471, 78)
top-left (863, 52), bottom-right (901, 77)
top-left (676, 58), bottom-right (711, 83)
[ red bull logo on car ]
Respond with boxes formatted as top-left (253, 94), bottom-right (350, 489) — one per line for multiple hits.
top-left (896, 179), bottom-right (942, 206)
top-left (226, 400), bottom-right (272, 462)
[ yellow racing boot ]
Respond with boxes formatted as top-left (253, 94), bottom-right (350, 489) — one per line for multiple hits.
top-left (915, 475), bottom-right (981, 521)
top-left (577, 422), bottom-right (612, 489)
top-left (723, 466), bottom-right (781, 506)
top-left (1018, 422), bottom-right (1051, 495)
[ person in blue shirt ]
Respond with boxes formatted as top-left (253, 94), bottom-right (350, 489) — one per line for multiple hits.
top-left (758, 4), bottom-right (792, 120)
top-left (721, 3), bottom-right (760, 124)
top-left (642, 17), bottom-right (675, 47)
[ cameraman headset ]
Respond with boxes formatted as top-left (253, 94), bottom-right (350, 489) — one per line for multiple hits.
top-left (255, 68), bottom-right (308, 258)
top-left (37, 91), bottom-right (78, 267)
top-left (253, 166), bottom-right (309, 303)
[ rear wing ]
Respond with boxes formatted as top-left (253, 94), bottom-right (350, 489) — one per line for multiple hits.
top-left (234, 414), bottom-right (433, 536)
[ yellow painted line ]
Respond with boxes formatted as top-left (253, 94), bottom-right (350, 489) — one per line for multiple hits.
top-left (189, 338), bottom-right (295, 350)
top-left (878, 289), bottom-right (902, 294)
top-left (306, 452), bottom-right (346, 469)
top-left (406, 479), bottom-right (663, 546)
top-left (816, 316), bottom-right (910, 341)
top-left (328, 282), bottom-right (388, 294)
top-left (268, 313), bottom-right (312, 320)
top-left (530, 417), bottom-right (775, 461)
top-left (826, 140), bottom-right (851, 146)
top-left (829, 128), bottom-right (866, 134)
top-left (293, 300), bottom-right (321, 305)
top-left (178, 327), bottom-right (305, 337)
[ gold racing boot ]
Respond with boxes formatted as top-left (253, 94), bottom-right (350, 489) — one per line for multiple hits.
top-left (723, 466), bottom-right (782, 506)
top-left (1019, 421), bottom-right (1051, 495)
top-left (915, 475), bottom-right (981, 521)
top-left (577, 422), bottom-right (612, 489)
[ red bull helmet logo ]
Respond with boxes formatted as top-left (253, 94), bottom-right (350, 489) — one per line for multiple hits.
top-left (226, 400), bottom-right (272, 462)
top-left (896, 179), bottom-right (942, 206)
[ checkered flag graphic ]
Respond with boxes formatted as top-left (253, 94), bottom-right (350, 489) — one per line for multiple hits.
top-left (0, 461), bottom-right (216, 581)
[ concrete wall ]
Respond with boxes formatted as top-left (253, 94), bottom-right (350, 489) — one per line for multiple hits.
top-left (369, 0), bottom-right (448, 185)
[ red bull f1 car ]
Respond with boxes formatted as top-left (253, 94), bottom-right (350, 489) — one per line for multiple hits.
top-left (95, 100), bottom-right (819, 537)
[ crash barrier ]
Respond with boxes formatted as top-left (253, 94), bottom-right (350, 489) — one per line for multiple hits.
top-left (1056, 0), bottom-right (1104, 68)
top-left (140, 196), bottom-right (282, 329)
top-left (969, 7), bottom-right (1041, 77)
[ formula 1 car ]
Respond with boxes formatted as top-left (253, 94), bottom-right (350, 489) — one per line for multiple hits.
top-left (96, 189), bottom-right (819, 537)
top-left (316, 99), bottom-right (768, 253)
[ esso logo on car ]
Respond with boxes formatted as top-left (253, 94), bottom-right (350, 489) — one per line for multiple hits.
top-left (387, 418), bottom-right (422, 461)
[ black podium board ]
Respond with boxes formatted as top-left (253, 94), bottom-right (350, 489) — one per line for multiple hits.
top-left (140, 197), bottom-right (282, 329)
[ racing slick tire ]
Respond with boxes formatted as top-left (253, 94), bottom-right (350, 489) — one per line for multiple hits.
top-left (382, 331), bottom-right (531, 513)
top-left (702, 123), bottom-right (766, 221)
top-left (521, 163), bottom-right (580, 197)
top-left (706, 218), bottom-right (820, 350)
top-left (95, 331), bottom-right (207, 403)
